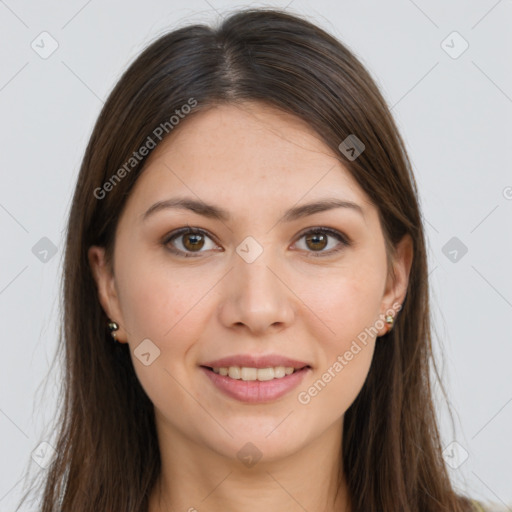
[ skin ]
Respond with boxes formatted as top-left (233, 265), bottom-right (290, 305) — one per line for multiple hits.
top-left (88, 101), bottom-right (413, 512)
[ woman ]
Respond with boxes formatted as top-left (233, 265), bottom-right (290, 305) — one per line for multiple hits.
top-left (15, 7), bottom-right (499, 512)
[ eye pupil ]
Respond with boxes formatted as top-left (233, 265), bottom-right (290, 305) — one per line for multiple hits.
top-left (306, 232), bottom-right (327, 251)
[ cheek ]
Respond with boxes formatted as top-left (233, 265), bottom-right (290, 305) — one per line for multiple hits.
top-left (308, 342), bottom-right (375, 428)
top-left (297, 280), bottom-right (377, 424)
top-left (293, 261), bottom-right (383, 412)
top-left (116, 260), bottom-right (210, 414)
top-left (116, 248), bottom-right (208, 343)
top-left (301, 262), bottom-right (385, 345)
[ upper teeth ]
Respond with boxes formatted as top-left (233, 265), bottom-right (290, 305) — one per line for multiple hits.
top-left (212, 366), bottom-right (297, 381)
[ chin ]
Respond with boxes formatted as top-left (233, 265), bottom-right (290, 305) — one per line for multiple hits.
top-left (203, 419), bottom-right (310, 464)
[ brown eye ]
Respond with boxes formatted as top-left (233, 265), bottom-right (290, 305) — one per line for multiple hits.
top-left (294, 228), bottom-right (350, 257)
top-left (163, 227), bottom-right (219, 257)
top-left (163, 226), bottom-right (350, 259)
top-left (305, 232), bottom-right (328, 251)
top-left (182, 232), bottom-right (205, 251)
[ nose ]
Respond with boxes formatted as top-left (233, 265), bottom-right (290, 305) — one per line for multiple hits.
top-left (217, 248), bottom-right (295, 336)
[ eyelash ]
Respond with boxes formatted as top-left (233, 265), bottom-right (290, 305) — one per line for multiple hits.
top-left (162, 226), bottom-right (351, 259)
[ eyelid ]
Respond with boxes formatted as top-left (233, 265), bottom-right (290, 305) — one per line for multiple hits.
top-left (293, 226), bottom-right (350, 246)
top-left (162, 225), bottom-right (351, 258)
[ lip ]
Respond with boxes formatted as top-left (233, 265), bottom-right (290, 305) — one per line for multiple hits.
top-left (201, 354), bottom-right (311, 370)
top-left (200, 366), bottom-right (311, 403)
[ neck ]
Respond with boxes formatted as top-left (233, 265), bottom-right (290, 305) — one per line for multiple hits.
top-left (148, 416), bottom-right (351, 512)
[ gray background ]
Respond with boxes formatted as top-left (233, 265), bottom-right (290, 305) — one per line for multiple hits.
top-left (1, 0), bottom-right (511, 509)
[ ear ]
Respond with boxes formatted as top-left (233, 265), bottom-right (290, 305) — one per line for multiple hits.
top-left (377, 233), bottom-right (413, 336)
top-left (88, 245), bottom-right (128, 343)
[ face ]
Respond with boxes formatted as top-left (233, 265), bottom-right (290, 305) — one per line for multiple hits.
top-left (89, 101), bottom-right (412, 463)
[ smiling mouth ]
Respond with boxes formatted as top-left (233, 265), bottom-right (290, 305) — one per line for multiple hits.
top-left (201, 365), bottom-right (310, 381)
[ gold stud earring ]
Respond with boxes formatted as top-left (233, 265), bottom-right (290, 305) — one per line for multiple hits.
top-left (385, 314), bottom-right (394, 332)
top-left (107, 321), bottom-right (119, 343)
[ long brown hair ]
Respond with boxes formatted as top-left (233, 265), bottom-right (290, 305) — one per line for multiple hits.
top-left (15, 7), bottom-right (480, 511)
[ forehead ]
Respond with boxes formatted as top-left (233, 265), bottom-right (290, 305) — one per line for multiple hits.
top-left (124, 102), bottom-right (371, 216)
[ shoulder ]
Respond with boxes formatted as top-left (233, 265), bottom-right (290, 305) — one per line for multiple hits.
top-left (470, 499), bottom-right (511, 512)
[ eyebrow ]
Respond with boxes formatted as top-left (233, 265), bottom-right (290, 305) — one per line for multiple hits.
top-left (141, 196), bottom-right (365, 223)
